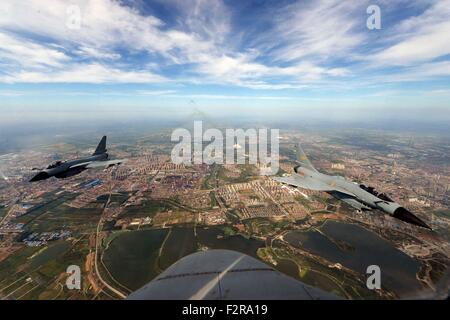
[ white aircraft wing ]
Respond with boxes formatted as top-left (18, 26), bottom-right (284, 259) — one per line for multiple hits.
top-left (273, 175), bottom-right (334, 191)
top-left (273, 174), bottom-right (356, 197)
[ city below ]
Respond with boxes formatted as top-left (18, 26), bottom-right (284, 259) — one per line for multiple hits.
top-left (0, 127), bottom-right (449, 300)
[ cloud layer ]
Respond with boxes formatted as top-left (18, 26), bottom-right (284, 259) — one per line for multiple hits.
top-left (0, 0), bottom-right (449, 98)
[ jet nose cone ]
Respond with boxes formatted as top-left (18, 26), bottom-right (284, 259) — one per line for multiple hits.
top-left (393, 207), bottom-right (431, 230)
top-left (30, 171), bottom-right (50, 182)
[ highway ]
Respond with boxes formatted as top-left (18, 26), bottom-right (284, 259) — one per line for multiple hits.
top-left (93, 187), bottom-right (126, 299)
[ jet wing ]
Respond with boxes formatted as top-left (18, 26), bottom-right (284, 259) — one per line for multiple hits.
top-left (70, 159), bottom-right (127, 169)
top-left (274, 175), bottom-right (337, 192)
top-left (128, 250), bottom-right (339, 300)
top-left (84, 159), bottom-right (127, 169)
top-left (273, 175), bottom-right (356, 197)
top-left (329, 191), bottom-right (372, 211)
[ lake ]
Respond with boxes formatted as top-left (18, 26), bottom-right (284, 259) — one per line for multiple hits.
top-left (102, 229), bottom-right (168, 291)
top-left (284, 220), bottom-right (422, 296)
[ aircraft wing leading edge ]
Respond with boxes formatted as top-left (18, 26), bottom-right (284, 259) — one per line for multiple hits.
top-left (273, 175), bottom-right (355, 197)
top-left (273, 176), bottom-right (332, 191)
top-left (328, 190), bottom-right (372, 211)
top-left (70, 159), bottom-right (127, 169)
top-left (84, 159), bottom-right (127, 169)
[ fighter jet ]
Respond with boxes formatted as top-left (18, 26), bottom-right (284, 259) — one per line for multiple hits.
top-left (273, 144), bottom-right (431, 230)
top-left (30, 136), bottom-right (126, 182)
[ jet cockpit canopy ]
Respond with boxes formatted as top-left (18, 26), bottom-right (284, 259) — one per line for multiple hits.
top-left (359, 184), bottom-right (393, 202)
top-left (47, 161), bottom-right (63, 169)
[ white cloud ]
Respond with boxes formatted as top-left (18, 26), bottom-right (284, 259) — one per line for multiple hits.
top-left (0, 0), bottom-right (177, 84)
top-left (167, 0), bottom-right (232, 42)
top-left (265, 0), bottom-right (367, 62)
top-left (0, 0), bottom-right (351, 87)
top-left (371, 22), bottom-right (450, 66)
top-left (0, 1), bottom-right (164, 52)
top-left (370, 0), bottom-right (450, 66)
top-left (136, 90), bottom-right (177, 96)
top-left (1, 63), bottom-right (167, 84)
top-left (379, 61), bottom-right (450, 83)
top-left (75, 47), bottom-right (121, 60)
top-left (0, 0), bottom-right (448, 89)
top-left (164, 94), bottom-right (294, 100)
top-left (0, 32), bottom-right (70, 68)
top-left (0, 0), bottom-right (219, 63)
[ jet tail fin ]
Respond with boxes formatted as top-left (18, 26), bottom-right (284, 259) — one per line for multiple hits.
top-left (296, 143), bottom-right (317, 172)
top-left (93, 136), bottom-right (107, 155)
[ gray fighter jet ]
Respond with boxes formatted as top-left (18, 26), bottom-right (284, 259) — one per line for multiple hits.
top-left (30, 136), bottom-right (126, 182)
top-left (273, 144), bottom-right (431, 230)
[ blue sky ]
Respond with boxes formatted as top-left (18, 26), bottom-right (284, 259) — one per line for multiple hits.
top-left (0, 0), bottom-right (450, 111)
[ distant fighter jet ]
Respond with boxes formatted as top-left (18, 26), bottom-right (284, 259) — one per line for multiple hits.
top-left (30, 136), bottom-right (126, 182)
top-left (273, 144), bottom-right (431, 230)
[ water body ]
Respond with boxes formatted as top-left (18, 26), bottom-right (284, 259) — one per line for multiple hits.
top-left (102, 229), bottom-right (169, 291)
top-left (159, 227), bottom-right (198, 270)
top-left (102, 226), bottom-right (265, 291)
top-left (275, 259), bottom-right (299, 279)
top-left (197, 227), bottom-right (264, 258)
top-left (285, 221), bottom-right (422, 295)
